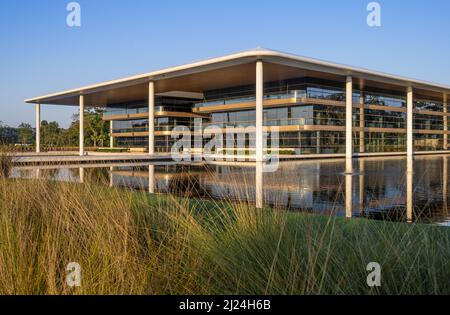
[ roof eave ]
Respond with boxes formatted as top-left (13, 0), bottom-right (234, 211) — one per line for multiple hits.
top-left (24, 49), bottom-right (450, 104)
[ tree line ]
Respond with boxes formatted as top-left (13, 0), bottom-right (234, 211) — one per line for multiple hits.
top-left (0, 109), bottom-right (110, 148)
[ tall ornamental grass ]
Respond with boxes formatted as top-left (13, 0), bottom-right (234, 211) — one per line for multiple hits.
top-left (0, 174), bottom-right (449, 294)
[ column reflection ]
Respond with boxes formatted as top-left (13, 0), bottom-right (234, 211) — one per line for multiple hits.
top-left (359, 159), bottom-right (365, 215)
top-left (148, 164), bottom-right (155, 194)
top-left (406, 157), bottom-right (414, 223)
top-left (345, 159), bottom-right (353, 218)
top-left (109, 166), bottom-right (114, 188)
top-left (255, 162), bottom-right (263, 209)
top-left (345, 174), bottom-right (353, 218)
top-left (443, 156), bottom-right (448, 214)
top-left (79, 167), bottom-right (84, 184)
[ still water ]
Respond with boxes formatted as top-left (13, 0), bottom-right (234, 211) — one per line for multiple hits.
top-left (10, 155), bottom-right (450, 226)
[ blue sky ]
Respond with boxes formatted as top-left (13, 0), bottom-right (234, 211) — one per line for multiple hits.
top-left (1, 0), bottom-right (449, 127)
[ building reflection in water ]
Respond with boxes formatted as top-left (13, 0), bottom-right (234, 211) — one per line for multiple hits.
top-left (8, 155), bottom-right (450, 226)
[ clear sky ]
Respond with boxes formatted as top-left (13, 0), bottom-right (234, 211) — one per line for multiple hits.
top-left (1, 0), bottom-right (449, 128)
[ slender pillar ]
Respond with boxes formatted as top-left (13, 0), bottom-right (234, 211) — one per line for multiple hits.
top-left (444, 94), bottom-right (448, 150)
top-left (316, 131), bottom-right (321, 154)
top-left (344, 76), bottom-right (353, 175)
top-left (346, 76), bottom-right (353, 160)
top-left (148, 81), bottom-right (155, 155)
top-left (110, 120), bottom-right (114, 149)
top-left (256, 60), bottom-right (264, 162)
top-left (406, 157), bottom-right (413, 223)
top-left (407, 87), bottom-right (414, 157)
top-left (79, 95), bottom-right (84, 156)
top-left (255, 162), bottom-right (263, 208)
top-left (35, 103), bottom-right (41, 153)
top-left (359, 93), bottom-right (365, 153)
top-left (316, 113), bottom-right (321, 154)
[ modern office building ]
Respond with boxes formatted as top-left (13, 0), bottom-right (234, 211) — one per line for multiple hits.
top-left (25, 48), bottom-right (450, 160)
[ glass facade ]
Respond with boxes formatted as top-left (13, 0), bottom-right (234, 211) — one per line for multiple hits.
top-left (104, 97), bottom-right (193, 118)
top-left (364, 133), bottom-right (407, 153)
top-left (364, 109), bottom-right (406, 129)
top-left (364, 92), bottom-right (406, 108)
top-left (207, 105), bottom-right (346, 128)
top-left (106, 77), bottom-right (448, 155)
top-left (108, 96), bottom-right (201, 152)
top-left (414, 134), bottom-right (443, 151)
top-left (413, 96), bottom-right (446, 151)
top-left (112, 117), bottom-right (193, 134)
top-left (195, 78), bottom-right (346, 108)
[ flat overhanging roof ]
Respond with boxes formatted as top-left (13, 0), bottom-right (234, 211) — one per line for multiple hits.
top-left (25, 48), bottom-right (450, 106)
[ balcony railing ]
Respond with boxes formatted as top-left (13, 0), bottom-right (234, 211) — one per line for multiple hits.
top-left (204, 117), bottom-right (347, 129)
top-left (112, 124), bottom-right (193, 134)
top-left (104, 106), bottom-right (192, 118)
top-left (195, 90), bottom-right (347, 108)
top-left (364, 96), bottom-right (406, 108)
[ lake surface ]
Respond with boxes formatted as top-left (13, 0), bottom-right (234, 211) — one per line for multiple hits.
top-left (10, 155), bottom-right (450, 226)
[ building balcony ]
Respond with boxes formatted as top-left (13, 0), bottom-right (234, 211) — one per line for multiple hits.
top-left (103, 106), bottom-right (208, 121)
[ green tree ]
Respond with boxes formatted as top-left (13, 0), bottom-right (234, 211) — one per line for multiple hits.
top-left (0, 121), bottom-right (4, 144)
top-left (67, 115), bottom-right (81, 147)
top-left (17, 123), bottom-right (33, 145)
top-left (68, 108), bottom-right (109, 148)
top-left (86, 109), bottom-right (109, 147)
top-left (41, 121), bottom-right (63, 148)
top-left (0, 121), bottom-right (18, 144)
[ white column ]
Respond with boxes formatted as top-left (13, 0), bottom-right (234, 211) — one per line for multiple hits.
top-left (407, 87), bottom-right (414, 157)
top-left (346, 76), bottom-right (353, 160)
top-left (256, 60), bottom-right (264, 162)
top-left (35, 103), bottom-right (41, 153)
top-left (110, 120), bottom-right (114, 149)
top-left (444, 94), bottom-right (448, 150)
top-left (79, 95), bottom-right (84, 156)
top-left (359, 93), bottom-right (365, 153)
top-left (148, 81), bottom-right (155, 155)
